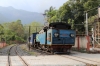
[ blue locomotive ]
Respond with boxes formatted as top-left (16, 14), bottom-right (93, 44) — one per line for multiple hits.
top-left (29, 22), bottom-right (76, 53)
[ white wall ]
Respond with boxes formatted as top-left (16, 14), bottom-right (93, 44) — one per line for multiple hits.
top-left (73, 36), bottom-right (91, 48)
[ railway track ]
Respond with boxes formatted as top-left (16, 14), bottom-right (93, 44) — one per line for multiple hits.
top-left (8, 44), bottom-right (29, 66)
top-left (33, 48), bottom-right (100, 66)
top-left (7, 45), bottom-right (100, 66)
top-left (58, 55), bottom-right (99, 66)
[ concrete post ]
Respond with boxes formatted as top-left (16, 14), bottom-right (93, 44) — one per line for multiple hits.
top-left (77, 36), bottom-right (80, 50)
top-left (86, 36), bottom-right (90, 51)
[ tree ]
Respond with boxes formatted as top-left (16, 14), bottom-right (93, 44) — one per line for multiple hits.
top-left (29, 22), bottom-right (43, 34)
top-left (45, 6), bottom-right (58, 23)
top-left (44, 0), bottom-right (100, 33)
top-left (2, 20), bottom-right (25, 43)
top-left (8, 20), bottom-right (24, 37)
top-left (84, 0), bottom-right (99, 17)
top-left (0, 24), bottom-right (4, 41)
top-left (57, 0), bottom-right (85, 32)
top-left (23, 22), bottom-right (43, 41)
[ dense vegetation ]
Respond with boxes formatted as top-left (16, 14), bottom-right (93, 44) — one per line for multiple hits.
top-left (45, 0), bottom-right (100, 33)
top-left (0, 20), bottom-right (43, 44)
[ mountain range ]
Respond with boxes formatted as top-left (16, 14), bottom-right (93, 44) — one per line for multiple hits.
top-left (0, 6), bottom-right (45, 24)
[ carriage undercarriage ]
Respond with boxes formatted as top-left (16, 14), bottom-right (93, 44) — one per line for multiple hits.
top-left (32, 43), bottom-right (72, 54)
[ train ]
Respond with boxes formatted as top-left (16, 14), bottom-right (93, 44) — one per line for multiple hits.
top-left (28, 22), bottom-right (76, 53)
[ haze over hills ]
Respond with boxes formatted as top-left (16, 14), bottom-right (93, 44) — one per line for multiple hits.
top-left (0, 6), bottom-right (45, 24)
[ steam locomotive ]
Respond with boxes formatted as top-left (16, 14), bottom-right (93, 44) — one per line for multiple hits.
top-left (29, 22), bottom-right (76, 53)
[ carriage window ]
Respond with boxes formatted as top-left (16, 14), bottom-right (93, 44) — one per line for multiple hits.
top-left (49, 33), bottom-right (51, 37)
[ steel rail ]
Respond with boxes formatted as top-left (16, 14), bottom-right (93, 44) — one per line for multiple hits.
top-left (8, 45), bottom-right (29, 66)
top-left (57, 55), bottom-right (99, 66)
top-left (31, 47), bottom-right (99, 66)
top-left (8, 45), bottom-right (15, 66)
top-left (70, 55), bottom-right (100, 63)
top-left (15, 44), bottom-right (29, 66)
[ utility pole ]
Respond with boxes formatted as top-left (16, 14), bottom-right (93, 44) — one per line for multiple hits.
top-left (36, 27), bottom-right (37, 33)
top-left (85, 7), bottom-right (98, 36)
top-left (29, 26), bottom-right (31, 51)
top-left (86, 12), bottom-right (88, 36)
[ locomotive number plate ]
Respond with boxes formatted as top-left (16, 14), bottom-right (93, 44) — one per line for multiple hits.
top-left (61, 34), bottom-right (67, 36)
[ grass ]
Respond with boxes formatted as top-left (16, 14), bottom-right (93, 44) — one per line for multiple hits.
top-left (28, 52), bottom-right (34, 55)
top-left (20, 44), bottom-right (35, 55)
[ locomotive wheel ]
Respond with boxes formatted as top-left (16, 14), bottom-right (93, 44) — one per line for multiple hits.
top-left (67, 49), bottom-right (70, 55)
top-left (41, 45), bottom-right (45, 50)
top-left (39, 45), bottom-right (43, 50)
top-left (35, 43), bottom-right (38, 49)
top-left (47, 46), bottom-right (51, 52)
top-left (36, 42), bottom-right (40, 49)
top-left (37, 42), bottom-right (41, 49)
top-left (50, 50), bottom-right (54, 54)
top-left (46, 47), bottom-right (49, 52)
top-left (33, 45), bottom-right (35, 48)
top-left (50, 48), bottom-right (54, 54)
top-left (63, 48), bottom-right (67, 52)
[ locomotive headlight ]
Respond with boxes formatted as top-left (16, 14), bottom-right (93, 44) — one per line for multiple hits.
top-left (70, 33), bottom-right (75, 37)
top-left (54, 33), bottom-right (59, 37)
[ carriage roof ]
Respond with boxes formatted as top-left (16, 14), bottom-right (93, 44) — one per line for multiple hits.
top-left (49, 22), bottom-right (71, 29)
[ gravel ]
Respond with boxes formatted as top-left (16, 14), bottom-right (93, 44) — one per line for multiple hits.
top-left (0, 44), bottom-right (32, 56)
top-left (19, 44), bottom-right (50, 56)
top-left (0, 45), bottom-right (12, 56)
top-left (0, 44), bottom-right (100, 66)
top-left (16, 44), bottom-right (31, 56)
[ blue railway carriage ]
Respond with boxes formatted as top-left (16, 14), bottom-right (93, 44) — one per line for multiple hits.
top-left (35, 22), bottom-right (76, 53)
top-left (28, 33), bottom-right (37, 47)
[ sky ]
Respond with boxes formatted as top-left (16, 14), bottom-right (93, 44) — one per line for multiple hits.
top-left (0, 0), bottom-right (68, 13)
